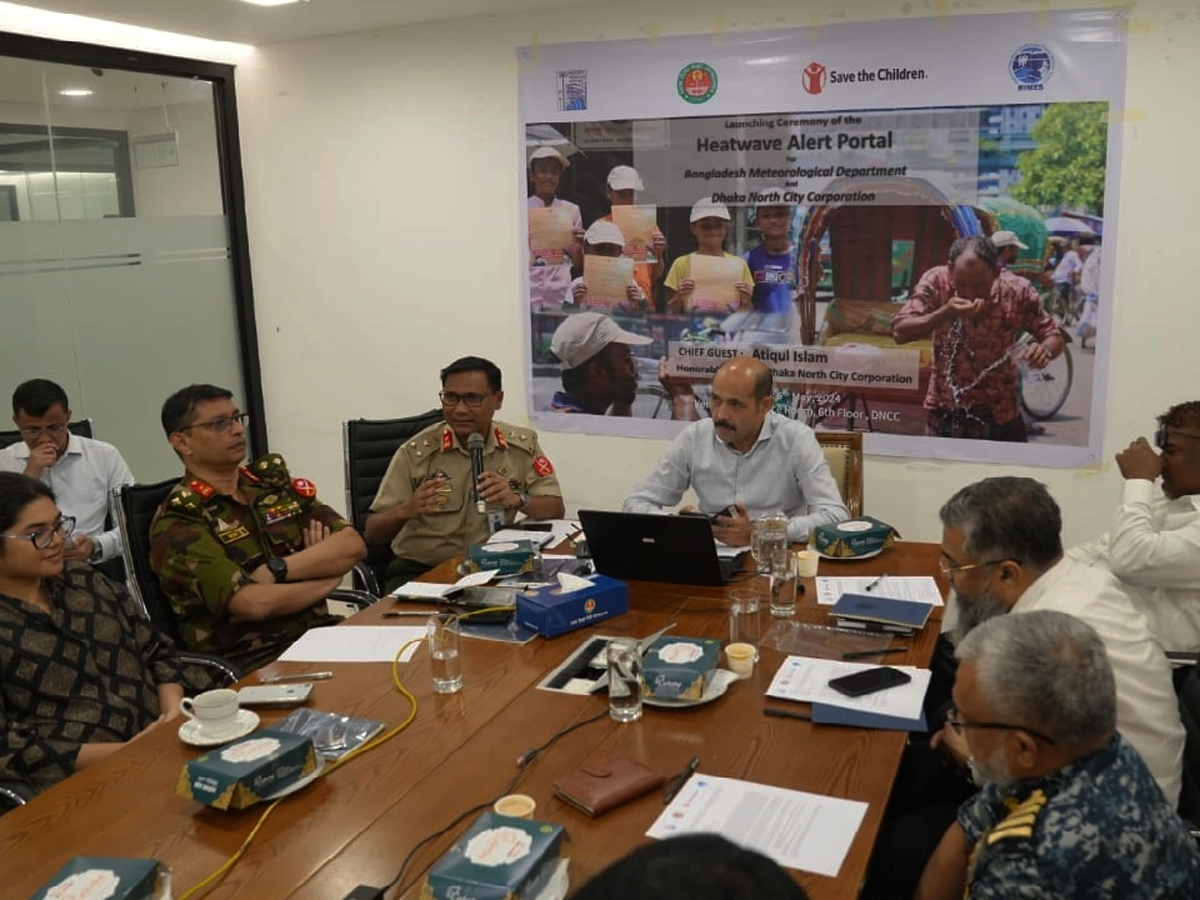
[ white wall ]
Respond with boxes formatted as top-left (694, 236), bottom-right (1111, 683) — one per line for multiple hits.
top-left (233, 0), bottom-right (1200, 545)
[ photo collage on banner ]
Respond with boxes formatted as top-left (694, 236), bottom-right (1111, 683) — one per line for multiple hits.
top-left (519, 10), bottom-right (1127, 466)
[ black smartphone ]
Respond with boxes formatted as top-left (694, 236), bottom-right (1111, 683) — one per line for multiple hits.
top-left (709, 505), bottom-right (736, 523)
top-left (827, 666), bottom-right (912, 698)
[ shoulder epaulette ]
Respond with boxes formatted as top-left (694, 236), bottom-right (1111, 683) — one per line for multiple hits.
top-left (246, 453), bottom-right (290, 486)
top-left (165, 486), bottom-right (206, 519)
top-left (985, 789), bottom-right (1047, 846)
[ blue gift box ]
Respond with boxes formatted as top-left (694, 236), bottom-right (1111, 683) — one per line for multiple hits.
top-left (515, 574), bottom-right (628, 637)
top-left (423, 812), bottom-right (564, 900)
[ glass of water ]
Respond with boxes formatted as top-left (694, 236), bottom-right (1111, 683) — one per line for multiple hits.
top-left (427, 613), bottom-right (464, 694)
top-left (752, 514), bottom-right (790, 574)
top-left (728, 587), bottom-right (762, 660)
top-left (607, 638), bottom-right (643, 723)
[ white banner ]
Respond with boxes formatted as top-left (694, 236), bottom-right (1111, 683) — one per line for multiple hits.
top-left (520, 10), bottom-right (1127, 466)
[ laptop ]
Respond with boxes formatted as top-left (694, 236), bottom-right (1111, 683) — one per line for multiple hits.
top-left (577, 509), bottom-right (749, 586)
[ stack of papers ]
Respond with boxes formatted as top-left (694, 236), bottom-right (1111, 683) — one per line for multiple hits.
top-left (815, 575), bottom-right (944, 606)
top-left (488, 519), bottom-right (580, 548)
top-left (390, 569), bottom-right (499, 600)
top-left (766, 655), bottom-right (931, 731)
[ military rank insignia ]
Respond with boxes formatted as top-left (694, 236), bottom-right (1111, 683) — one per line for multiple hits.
top-left (291, 477), bottom-right (317, 499)
top-left (188, 480), bottom-right (215, 500)
top-left (533, 456), bottom-right (555, 476)
top-left (441, 429), bottom-right (454, 452)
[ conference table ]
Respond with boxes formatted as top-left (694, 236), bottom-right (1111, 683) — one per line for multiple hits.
top-left (0, 541), bottom-right (946, 900)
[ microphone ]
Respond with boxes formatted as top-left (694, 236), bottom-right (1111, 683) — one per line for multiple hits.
top-left (468, 432), bottom-right (486, 514)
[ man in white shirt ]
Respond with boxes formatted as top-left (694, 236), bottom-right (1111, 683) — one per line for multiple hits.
top-left (1076, 243), bottom-right (1102, 348)
top-left (622, 356), bottom-right (848, 546)
top-left (0, 379), bottom-right (134, 567)
top-left (1068, 400), bottom-right (1200, 656)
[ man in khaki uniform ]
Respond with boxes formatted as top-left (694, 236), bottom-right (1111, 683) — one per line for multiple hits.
top-left (366, 356), bottom-right (565, 590)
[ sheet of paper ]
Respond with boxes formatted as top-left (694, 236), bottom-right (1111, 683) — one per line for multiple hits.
top-left (279, 625), bottom-right (425, 663)
top-left (390, 569), bottom-right (500, 597)
top-left (488, 528), bottom-right (556, 548)
top-left (715, 542), bottom-right (749, 558)
top-left (612, 204), bottom-right (657, 260)
top-left (765, 655), bottom-right (931, 719)
top-left (815, 575), bottom-right (944, 607)
top-left (528, 206), bottom-right (574, 262)
top-left (646, 774), bottom-right (867, 878)
top-left (689, 254), bottom-right (744, 310)
top-left (582, 255), bottom-right (635, 308)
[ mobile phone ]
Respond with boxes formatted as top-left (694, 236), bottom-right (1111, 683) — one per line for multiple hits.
top-left (827, 666), bottom-right (912, 698)
top-left (709, 505), bottom-right (736, 523)
top-left (238, 684), bottom-right (314, 707)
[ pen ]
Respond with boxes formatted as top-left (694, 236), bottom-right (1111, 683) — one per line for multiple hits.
top-left (763, 707), bottom-right (812, 721)
top-left (863, 573), bottom-right (888, 592)
top-left (382, 611), bottom-right (438, 618)
top-left (260, 671), bottom-right (333, 683)
top-left (841, 647), bottom-right (906, 660)
top-left (663, 755), bottom-right (700, 804)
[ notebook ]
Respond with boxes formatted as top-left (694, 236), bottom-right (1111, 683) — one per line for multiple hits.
top-left (577, 509), bottom-right (748, 586)
top-left (830, 592), bottom-right (934, 634)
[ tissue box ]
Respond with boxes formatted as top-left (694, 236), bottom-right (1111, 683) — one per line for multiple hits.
top-left (641, 636), bottom-right (720, 701)
top-left (467, 540), bottom-right (537, 575)
top-left (515, 574), bottom-right (628, 637)
top-left (176, 729), bottom-right (317, 810)
top-left (30, 857), bottom-right (169, 900)
top-left (421, 811), bottom-right (564, 900)
top-left (812, 516), bottom-right (897, 558)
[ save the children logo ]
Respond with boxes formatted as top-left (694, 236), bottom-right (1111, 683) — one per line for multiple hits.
top-left (802, 61), bottom-right (827, 95)
top-left (1009, 44), bottom-right (1054, 91)
top-left (677, 62), bottom-right (718, 104)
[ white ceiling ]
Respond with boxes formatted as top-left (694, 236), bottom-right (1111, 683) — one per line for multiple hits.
top-left (8, 0), bottom-right (585, 46)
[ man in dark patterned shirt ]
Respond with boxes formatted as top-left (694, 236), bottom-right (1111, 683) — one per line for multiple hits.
top-left (0, 473), bottom-right (184, 797)
top-left (915, 610), bottom-right (1200, 900)
top-left (892, 235), bottom-right (1063, 441)
top-left (150, 385), bottom-right (366, 672)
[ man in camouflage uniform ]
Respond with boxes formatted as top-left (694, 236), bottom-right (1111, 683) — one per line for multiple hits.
top-left (915, 610), bottom-right (1200, 900)
top-left (365, 356), bottom-right (564, 591)
top-left (150, 384), bottom-right (366, 672)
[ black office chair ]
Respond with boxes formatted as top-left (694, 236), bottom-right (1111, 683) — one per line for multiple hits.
top-left (343, 410), bottom-right (444, 594)
top-left (114, 481), bottom-right (378, 686)
top-left (0, 418), bottom-right (94, 450)
top-left (1178, 664), bottom-right (1200, 840)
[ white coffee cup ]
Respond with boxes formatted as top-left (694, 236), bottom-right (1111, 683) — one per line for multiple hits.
top-left (493, 794), bottom-right (537, 819)
top-left (179, 688), bottom-right (240, 734)
top-left (794, 549), bottom-right (820, 578)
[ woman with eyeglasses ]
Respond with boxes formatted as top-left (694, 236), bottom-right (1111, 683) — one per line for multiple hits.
top-left (0, 472), bottom-right (185, 798)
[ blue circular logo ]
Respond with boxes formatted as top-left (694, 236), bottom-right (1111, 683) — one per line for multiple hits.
top-left (1009, 44), bottom-right (1054, 86)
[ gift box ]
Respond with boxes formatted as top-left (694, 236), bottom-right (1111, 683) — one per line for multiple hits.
top-left (467, 540), bottom-right (538, 575)
top-left (176, 729), bottom-right (317, 810)
top-left (29, 857), bottom-right (169, 900)
top-left (515, 574), bottom-right (628, 638)
top-left (812, 516), bottom-right (898, 558)
top-left (421, 811), bottom-right (564, 900)
top-left (641, 635), bottom-right (720, 701)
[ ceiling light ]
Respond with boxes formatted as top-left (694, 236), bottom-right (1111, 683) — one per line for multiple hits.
top-left (237, 0), bottom-right (308, 6)
top-left (59, 88), bottom-right (93, 97)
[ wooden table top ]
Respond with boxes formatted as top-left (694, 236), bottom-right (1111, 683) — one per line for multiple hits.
top-left (0, 541), bottom-right (946, 900)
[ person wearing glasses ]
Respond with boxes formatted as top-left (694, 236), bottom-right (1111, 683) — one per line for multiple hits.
top-left (149, 384), bottom-right (366, 673)
top-left (366, 357), bottom-right (564, 591)
top-left (1067, 400), bottom-right (1200, 656)
top-left (865, 476), bottom-right (1183, 900)
top-left (0, 378), bottom-right (134, 572)
top-left (0, 473), bottom-right (185, 797)
top-left (915, 611), bottom-right (1200, 900)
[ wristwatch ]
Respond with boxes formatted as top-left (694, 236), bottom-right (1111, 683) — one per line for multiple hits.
top-left (513, 490), bottom-right (530, 512)
top-left (88, 541), bottom-right (104, 563)
top-left (266, 557), bottom-right (289, 583)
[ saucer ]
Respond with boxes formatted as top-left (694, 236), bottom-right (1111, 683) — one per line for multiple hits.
top-left (260, 755), bottom-right (326, 801)
top-left (816, 547), bottom-right (884, 561)
top-left (178, 709), bottom-right (261, 748)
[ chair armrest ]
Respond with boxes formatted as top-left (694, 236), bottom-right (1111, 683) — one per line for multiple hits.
top-left (0, 779), bottom-right (32, 810)
top-left (330, 588), bottom-right (378, 609)
top-left (178, 652), bottom-right (244, 686)
top-left (1167, 652), bottom-right (1199, 663)
top-left (352, 562), bottom-right (381, 599)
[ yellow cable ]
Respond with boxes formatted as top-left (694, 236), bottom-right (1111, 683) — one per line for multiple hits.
top-left (177, 633), bottom-right (428, 898)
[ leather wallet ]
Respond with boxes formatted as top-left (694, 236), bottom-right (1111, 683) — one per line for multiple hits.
top-left (552, 756), bottom-right (664, 817)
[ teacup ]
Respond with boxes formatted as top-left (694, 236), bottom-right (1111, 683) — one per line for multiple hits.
top-left (794, 550), bottom-right (820, 578)
top-left (493, 794), bottom-right (537, 819)
top-left (179, 688), bottom-right (240, 735)
top-left (725, 642), bottom-right (756, 679)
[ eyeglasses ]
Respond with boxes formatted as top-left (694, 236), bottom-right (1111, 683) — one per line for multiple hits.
top-left (178, 413), bottom-right (250, 434)
top-left (937, 557), bottom-right (1017, 575)
top-left (946, 706), bottom-right (1057, 745)
top-left (18, 423), bottom-right (68, 438)
top-left (1155, 424), bottom-right (1200, 450)
top-left (0, 515), bottom-right (76, 550)
top-left (439, 392), bottom-right (492, 409)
